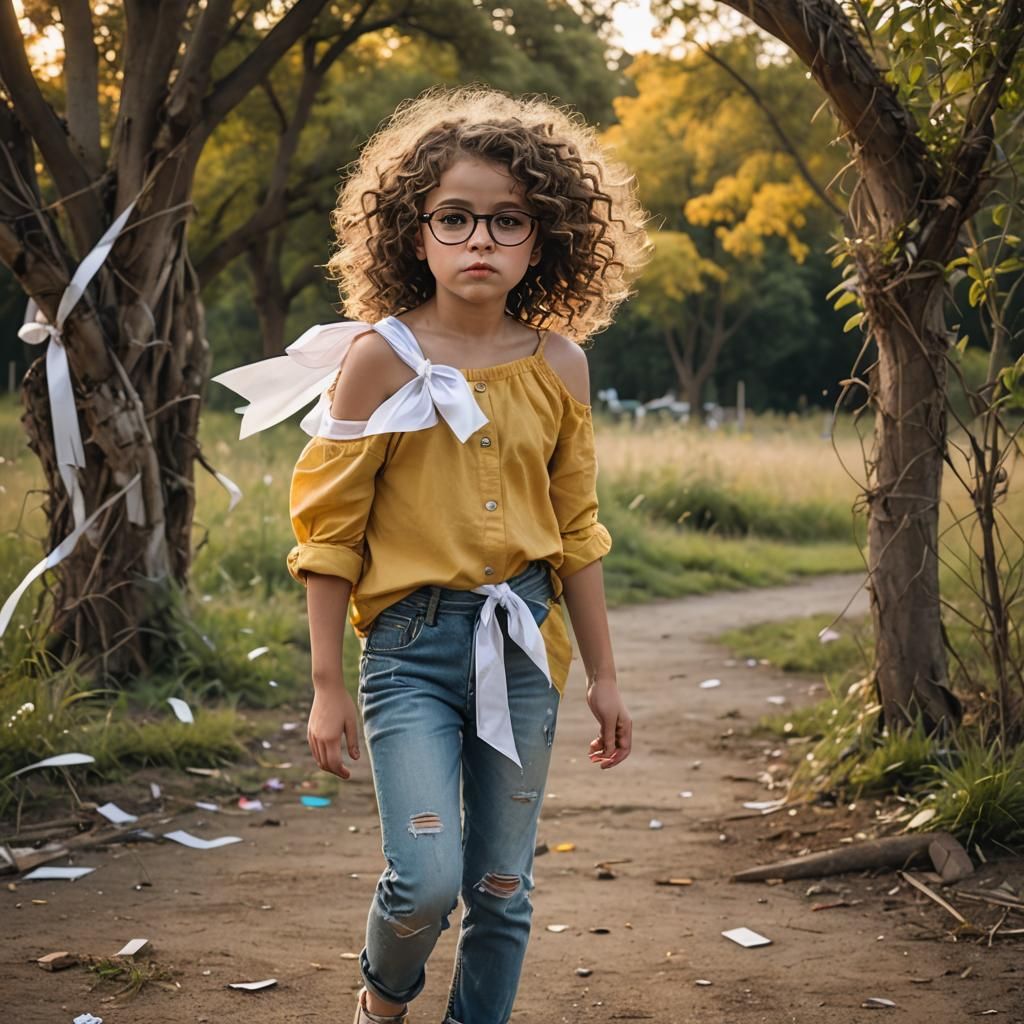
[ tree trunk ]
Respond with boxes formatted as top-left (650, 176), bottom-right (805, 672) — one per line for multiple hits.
top-left (861, 269), bottom-right (961, 730)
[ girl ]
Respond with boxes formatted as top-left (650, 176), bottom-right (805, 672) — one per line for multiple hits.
top-left (214, 84), bottom-right (651, 1024)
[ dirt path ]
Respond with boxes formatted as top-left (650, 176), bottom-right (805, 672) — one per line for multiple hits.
top-left (5, 572), bottom-right (1022, 1023)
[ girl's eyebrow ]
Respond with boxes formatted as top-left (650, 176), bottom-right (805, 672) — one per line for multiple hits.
top-left (432, 197), bottom-right (530, 210)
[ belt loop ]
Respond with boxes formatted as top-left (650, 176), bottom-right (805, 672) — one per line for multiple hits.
top-left (424, 585), bottom-right (442, 626)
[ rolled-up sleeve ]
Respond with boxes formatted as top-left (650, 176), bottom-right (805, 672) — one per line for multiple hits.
top-left (548, 399), bottom-right (612, 580)
top-left (287, 434), bottom-right (389, 586)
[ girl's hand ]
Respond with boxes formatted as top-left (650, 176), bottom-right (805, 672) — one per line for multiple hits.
top-left (586, 679), bottom-right (632, 769)
top-left (307, 685), bottom-right (361, 779)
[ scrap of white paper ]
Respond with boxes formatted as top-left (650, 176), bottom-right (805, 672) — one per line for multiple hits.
top-left (73, 1015), bottom-right (103, 1024)
top-left (8, 752), bottom-right (95, 778)
top-left (228, 978), bottom-right (277, 990)
top-left (166, 697), bottom-right (194, 724)
top-left (742, 799), bottom-right (787, 812)
top-left (163, 830), bottom-right (242, 850)
top-left (149, 782), bottom-right (162, 799)
top-left (23, 866), bottom-right (96, 881)
top-left (722, 926), bottom-right (771, 947)
top-left (699, 678), bottom-right (722, 689)
top-left (115, 938), bottom-right (148, 956)
top-left (247, 646), bottom-right (269, 661)
top-left (765, 695), bottom-right (787, 705)
top-left (195, 801), bottom-right (220, 812)
top-left (97, 802), bottom-right (138, 825)
top-left (238, 797), bottom-right (264, 811)
top-left (818, 627), bottom-right (841, 643)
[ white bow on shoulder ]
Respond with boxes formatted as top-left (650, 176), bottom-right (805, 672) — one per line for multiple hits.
top-left (211, 316), bottom-right (488, 443)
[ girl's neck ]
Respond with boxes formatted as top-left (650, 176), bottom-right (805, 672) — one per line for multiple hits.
top-left (409, 294), bottom-right (511, 347)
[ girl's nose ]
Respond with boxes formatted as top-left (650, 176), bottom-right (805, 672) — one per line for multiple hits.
top-left (467, 220), bottom-right (494, 250)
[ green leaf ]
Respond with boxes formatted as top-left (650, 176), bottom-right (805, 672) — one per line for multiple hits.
top-left (992, 204), bottom-right (1008, 228)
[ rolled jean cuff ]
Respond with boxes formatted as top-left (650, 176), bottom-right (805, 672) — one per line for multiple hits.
top-left (360, 948), bottom-right (426, 1006)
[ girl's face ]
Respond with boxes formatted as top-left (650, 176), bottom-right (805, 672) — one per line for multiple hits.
top-left (415, 155), bottom-right (542, 304)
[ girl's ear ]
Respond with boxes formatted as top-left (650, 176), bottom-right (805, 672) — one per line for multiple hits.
top-left (529, 242), bottom-right (542, 267)
top-left (414, 224), bottom-right (427, 261)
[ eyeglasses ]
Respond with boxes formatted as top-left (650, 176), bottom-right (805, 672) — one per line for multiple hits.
top-left (418, 206), bottom-right (540, 247)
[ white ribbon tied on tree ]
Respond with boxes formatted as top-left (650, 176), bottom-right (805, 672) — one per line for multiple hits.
top-left (470, 583), bottom-right (553, 768)
top-left (17, 201), bottom-right (138, 529)
top-left (2, 203), bottom-right (141, 639)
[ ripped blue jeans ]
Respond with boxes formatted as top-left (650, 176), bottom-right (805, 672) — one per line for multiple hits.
top-left (357, 559), bottom-right (561, 1024)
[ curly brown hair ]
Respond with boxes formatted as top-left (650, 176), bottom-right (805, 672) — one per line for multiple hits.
top-left (325, 84), bottom-right (653, 343)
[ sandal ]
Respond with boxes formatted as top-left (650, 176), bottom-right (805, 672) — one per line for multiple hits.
top-left (353, 986), bottom-right (409, 1024)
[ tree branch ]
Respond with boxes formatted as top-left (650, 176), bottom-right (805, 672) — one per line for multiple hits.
top-left (0, 0), bottom-right (103, 249)
top-left (200, 0), bottom-right (332, 138)
top-left (58, 0), bottom-right (102, 176)
top-left (697, 41), bottom-right (844, 218)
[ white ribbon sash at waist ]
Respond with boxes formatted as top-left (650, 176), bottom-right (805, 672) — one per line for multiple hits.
top-left (470, 582), bottom-right (553, 768)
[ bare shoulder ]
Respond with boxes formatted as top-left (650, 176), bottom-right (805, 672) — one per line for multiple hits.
top-left (541, 331), bottom-right (591, 406)
top-left (330, 329), bottom-right (411, 420)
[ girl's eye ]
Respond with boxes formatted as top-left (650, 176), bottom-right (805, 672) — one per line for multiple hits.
top-left (438, 211), bottom-right (467, 225)
top-left (497, 215), bottom-right (524, 228)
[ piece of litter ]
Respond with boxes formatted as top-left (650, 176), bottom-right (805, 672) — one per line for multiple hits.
top-left (695, 979), bottom-right (712, 986)
top-left (765, 695), bottom-right (787, 705)
top-left (163, 830), bottom-right (242, 850)
top-left (263, 778), bottom-right (284, 792)
top-left (37, 951), bottom-right (76, 971)
top-left (742, 799), bottom-right (787, 812)
top-left (195, 801), bottom-right (220, 812)
top-left (166, 697), bottom-right (194, 724)
top-left (655, 877), bottom-right (694, 886)
top-left (553, 842), bottom-right (576, 853)
top-left (268, 680), bottom-right (279, 688)
top-left (97, 802), bottom-right (138, 826)
top-left (722, 927), bottom-right (771, 947)
top-left (281, 721), bottom-right (299, 731)
top-left (185, 766), bottom-right (221, 777)
top-left (649, 819), bottom-right (663, 830)
top-left (149, 782), bottom-right (161, 799)
top-left (862, 997), bottom-right (896, 1008)
top-left (238, 797), bottom-right (264, 811)
top-left (115, 938), bottom-right (148, 957)
top-left (247, 646), bottom-right (270, 661)
top-left (340, 952), bottom-right (360, 959)
top-left (575, 966), bottom-right (592, 977)
top-left (23, 866), bottom-right (96, 881)
top-left (300, 795), bottom-right (331, 808)
top-left (228, 978), bottom-right (278, 991)
top-left (679, 790), bottom-right (693, 798)
top-left (546, 924), bottom-right (569, 932)
top-left (73, 1015), bottom-right (103, 1024)
top-left (8, 752), bottom-right (95, 778)
top-left (699, 678), bottom-right (721, 689)
top-left (906, 807), bottom-right (937, 830)
top-left (818, 627), bottom-right (841, 644)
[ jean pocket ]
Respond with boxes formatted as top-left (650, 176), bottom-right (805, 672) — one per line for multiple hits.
top-left (365, 609), bottom-right (425, 653)
top-left (521, 593), bottom-right (554, 628)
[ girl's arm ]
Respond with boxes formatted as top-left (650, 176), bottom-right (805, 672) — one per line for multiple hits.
top-left (561, 558), bottom-right (632, 770)
top-left (305, 571), bottom-right (361, 778)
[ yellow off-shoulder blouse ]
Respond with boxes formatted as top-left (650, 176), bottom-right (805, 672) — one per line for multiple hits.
top-left (286, 337), bottom-right (611, 694)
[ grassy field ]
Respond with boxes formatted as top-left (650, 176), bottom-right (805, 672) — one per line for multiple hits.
top-left (1, 395), bottom-right (1020, 822)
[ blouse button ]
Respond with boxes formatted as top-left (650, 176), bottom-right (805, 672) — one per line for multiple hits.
top-left (485, 500), bottom-right (498, 511)
top-left (480, 436), bottom-right (492, 447)
top-left (474, 381), bottom-right (487, 393)
top-left (483, 566), bottom-right (495, 576)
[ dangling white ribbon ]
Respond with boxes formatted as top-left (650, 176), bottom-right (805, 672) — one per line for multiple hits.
top-left (16, 200), bottom-right (138, 528)
top-left (470, 583), bottom-right (553, 768)
top-left (0, 473), bottom-right (140, 637)
top-left (211, 315), bottom-right (488, 443)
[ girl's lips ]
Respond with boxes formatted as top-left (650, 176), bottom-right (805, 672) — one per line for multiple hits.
top-left (464, 267), bottom-right (496, 276)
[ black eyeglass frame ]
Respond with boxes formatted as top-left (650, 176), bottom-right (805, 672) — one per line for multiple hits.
top-left (418, 207), bottom-right (542, 247)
